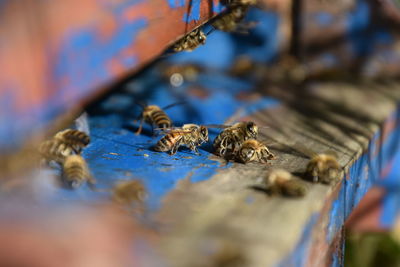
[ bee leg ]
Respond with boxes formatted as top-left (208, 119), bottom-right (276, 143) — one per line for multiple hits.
top-left (135, 119), bottom-right (144, 135)
top-left (191, 144), bottom-right (200, 155)
top-left (169, 140), bottom-right (182, 155)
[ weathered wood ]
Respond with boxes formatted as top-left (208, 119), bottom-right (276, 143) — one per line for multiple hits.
top-left (156, 80), bottom-right (400, 267)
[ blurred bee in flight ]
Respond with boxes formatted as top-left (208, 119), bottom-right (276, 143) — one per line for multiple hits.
top-left (236, 139), bottom-right (275, 163)
top-left (112, 180), bottom-right (147, 207)
top-left (213, 121), bottom-right (259, 158)
top-left (154, 124), bottom-right (209, 155)
top-left (135, 102), bottom-right (184, 135)
top-left (265, 169), bottom-right (308, 197)
top-left (305, 152), bottom-right (340, 184)
top-left (62, 154), bottom-right (95, 189)
top-left (172, 28), bottom-right (207, 52)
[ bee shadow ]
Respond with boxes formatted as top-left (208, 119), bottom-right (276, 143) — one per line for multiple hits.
top-left (248, 185), bottom-right (270, 195)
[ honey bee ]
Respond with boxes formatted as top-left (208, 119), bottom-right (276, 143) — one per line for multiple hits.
top-left (62, 155), bottom-right (95, 188)
top-left (54, 129), bottom-right (90, 154)
top-left (305, 153), bottom-right (340, 184)
top-left (212, 5), bottom-right (251, 33)
top-left (135, 102), bottom-right (183, 135)
top-left (221, 0), bottom-right (257, 6)
top-left (236, 139), bottom-right (275, 163)
top-left (266, 169), bottom-right (307, 197)
top-left (209, 241), bottom-right (246, 267)
top-left (38, 139), bottom-right (74, 163)
top-left (172, 28), bottom-right (207, 52)
top-left (213, 121), bottom-right (258, 157)
top-left (154, 124), bottom-right (208, 155)
top-left (112, 180), bottom-right (147, 206)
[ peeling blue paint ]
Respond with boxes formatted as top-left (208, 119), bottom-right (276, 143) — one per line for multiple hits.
top-left (183, 0), bottom-right (201, 22)
top-left (213, 2), bottom-right (224, 13)
top-left (279, 107), bottom-right (400, 266)
top-left (378, 125), bottom-right (400, 228)
top-left (53, 18), bottom-right (146, 95)
top-left (167, 0), bottom-right (186, 8)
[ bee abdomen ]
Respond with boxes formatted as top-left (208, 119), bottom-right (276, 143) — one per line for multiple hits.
top-left (62, 155), bottom-right (90, 188)
top-left (154, 134), bottom-right (180, 152)
top-left (151, 110), bottom-right (172, 128)
top-left (39, 139), bottom-right (73, 162)
top-left (55, 129), bottom-right (90, 148)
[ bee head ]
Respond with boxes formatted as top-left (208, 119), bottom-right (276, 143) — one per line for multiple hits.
top-left (246, 122), bottom-right (258, 138)
top-left (198, 32), bottom-right (207, 45)
top-left (199, 126), bottom-right (209, 142)
top-left (239, 147), bottom-right (254, 163)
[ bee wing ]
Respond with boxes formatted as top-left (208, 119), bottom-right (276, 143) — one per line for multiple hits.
top-left (204, 124), bottom-right (231, 129)
top-left (154, 127), bottom-right (193, 134)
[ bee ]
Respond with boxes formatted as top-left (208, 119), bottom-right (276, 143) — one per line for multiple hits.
top-left (212, 5), bottom-right (251, 33)
top-left (135, 102), bottom-right (183, 135)
top-left (172, 28), bottom-right (207, 52)
top-left (54, 129), bottom-right (90, 154)
top-left (221, 0), bottom-right (257, 6)
top-left (154, 124), bottom-right (208, 155)
top-left (213, 121), bottom-right (258, 157)
top-left (305, 153), bottom-right (340, 184)
top-left (38, 139), bottom-right (74, 163)
top-left (236, 139), bottom-right (275, 163)
top-left (112, 180), bottom-right (147, 206)
top-left (62, 155), bottom-right (95, 188)
top-left (209, 241), bottom-right (246, 267)
top-left (266, 169), bottom-right (307, 197)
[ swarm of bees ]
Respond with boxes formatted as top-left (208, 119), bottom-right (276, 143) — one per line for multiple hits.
top-left (38, 129), bottom-right (94, 188)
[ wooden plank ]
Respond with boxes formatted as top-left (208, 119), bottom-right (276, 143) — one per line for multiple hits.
top-left (154, 81), bottom-right (400, 266)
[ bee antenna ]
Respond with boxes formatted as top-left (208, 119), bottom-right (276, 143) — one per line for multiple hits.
top-left (134, 100), bottom-right (147, 109)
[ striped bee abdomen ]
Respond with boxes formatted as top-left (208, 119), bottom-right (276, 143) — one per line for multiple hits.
top-left (62, 155), bottom-right (90, 188)
top-left (154, 133), bottom-right (183, 152)
top-left (54, 129), bottom-right (90, 153)
top-left (150, 110), bottom-right (172, 129)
